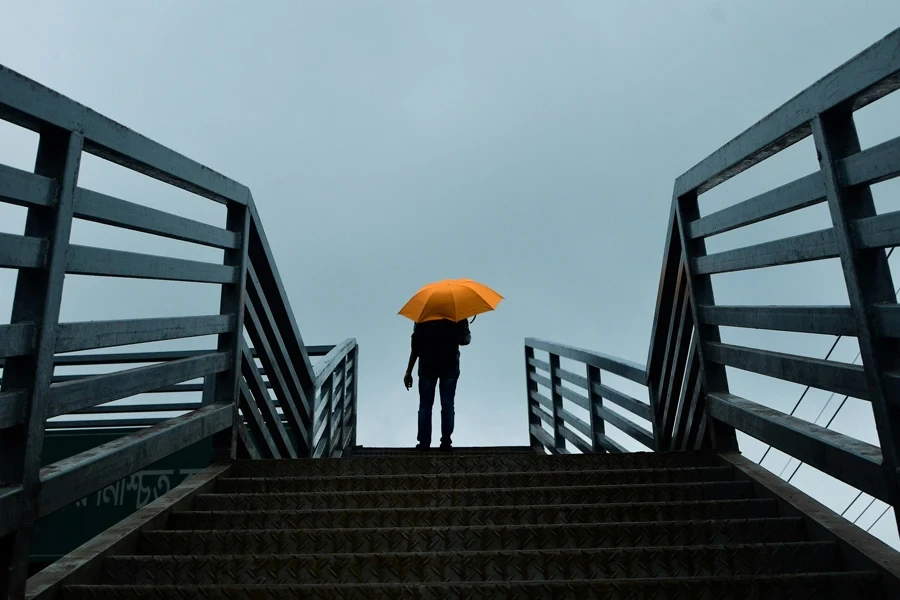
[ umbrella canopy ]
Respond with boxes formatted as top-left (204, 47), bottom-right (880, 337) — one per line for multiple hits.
top-left (398, 278), bottom-right (503, 323)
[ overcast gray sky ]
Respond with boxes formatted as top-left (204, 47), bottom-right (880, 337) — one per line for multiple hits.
top-left (3, 1), bottom-right (900, 546)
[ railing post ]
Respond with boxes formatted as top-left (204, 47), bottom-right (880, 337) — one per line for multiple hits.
top-left (322, 373), bottom-right (334, 458)
top-left (348, 346), bottom-right (359, 450)
top-left (333, 359), bottom-right (346, 457)
top-left (524, 345), bottom-right (542, 451)
top-left (548, 353), bottom-right (565, 452)
top-left (673, 190), bottom-right (739, 451)
top-left (813, 109), bottom-right (900, 532)
top-left (209, 202), bottom-right (251, 462)
top-left (586, 365), bottom-right (605, 453)
top-left (0, 128), bottom-right (82, 599)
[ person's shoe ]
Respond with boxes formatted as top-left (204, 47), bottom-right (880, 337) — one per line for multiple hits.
top-left (416, 443), bottom-right (430, 451)
top-left (439, 443), bottom-right (453, 452)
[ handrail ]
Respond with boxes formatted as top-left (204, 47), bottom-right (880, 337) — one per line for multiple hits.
top-left (0, 62), bottom-right (358, 596)
top-left (643, 28), bottom-right (900, 534)
top-left (524, 338), bottom-right (653, 454)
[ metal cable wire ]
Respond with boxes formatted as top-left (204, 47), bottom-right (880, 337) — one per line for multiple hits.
top-left (761, 247), bottom-right (896, 509)
top-left (865, 505), bottom-right (892, 532)
top-left (853, 497), bottom-right (879, 525)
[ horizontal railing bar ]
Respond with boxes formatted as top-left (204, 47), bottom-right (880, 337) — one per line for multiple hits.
top-left (528, 371), bottom-right (552, 390)
top-left (531, 404), bottom-right (553, 427)
top-left (66, 245), bottom-right (237, 283)
top-left (69, 402), bottom-right (201, 415)
top-left (529, 390), bottom-right (553, 412)
top-left (704, 341), bottom-right (868, 399)
top-left (694, 228), bottom-right (838, 275)
top-left (313, 430), bottom-right (328, 459)
top-left (557, 407), bottom-right (592, 438)
top-left (708, 393), bottom-right (887, 501)
top-left (526, 338), bottom-right (646, 384)
top-left (838, 133), bottom-right (900, 187)
top-left (557, 367), bottom-right (588, 389)
top-left (595, 404), bottom-right (655, 449)
top-left (687, 172), bottom-right (825, 240)
top-left (854, 210), bottom-right (900, 250)
top-left (595, 433), bottom-right (626, 453)
top-left (4, 345), bottom-right (333, 368)
top-left (0, 389), bottom-right (26, 429)
top-left (0, 64), bottom-right (250, 206)
top-left (529, 423), bottom-right (555, 451)
top-left (674, 28), bottom-right (900, 196)
top-left (0, 485), bottom-right (24, 538)
top-left (55, 314), bottom-right (235, 354)
top-left (47, 351), bottom-right (231, 417)
top-left (592, 382), bottom-right (653, 421)
top-left (74, 188), bottom-right (241, 250)
top-left (527, 357), bottom-right (550, 373)
top-left (2, 377), bottom-right (247, 395)
top-left (0, 322), bottom-right (35, 359)
top-left (46, 417), bottom-right (169, 429)
top-left (0, 232), bottom-right (46, 269)
top-left (0, 163), bottom-right (56, 207)
top-left (873, 304), bottom-right (900, 338)
top-left (697, 305), bottom-right (857, 336)
top-left (554, 383), bottom-right (590, 411)
top-left (313, 339), bottom-right (357, 389)
top-left (558, 424), bottom-right (592, 454)
top-left (37, 403), bottom-right (233, 518)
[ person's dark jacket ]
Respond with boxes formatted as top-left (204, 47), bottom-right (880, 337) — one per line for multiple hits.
top-left (412, 319), bottom-right (470, 373)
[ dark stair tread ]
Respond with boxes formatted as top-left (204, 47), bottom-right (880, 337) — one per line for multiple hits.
top-left (232, 451), bottom-right (724, 477)
top-left (60, 572), bottom-right (884, 600)
top-left (169, 498), bottom-right (780, 529)
top-left (350, 446), bottom-right (536, 455)
top-left (101, 542), bottom-right (841, 584)
top-left (139, 517), bottom-right (807, 554)
top-left (215, 467), bottom-right (736, 493)
top-left (194, 481), bottom-right (754, 510)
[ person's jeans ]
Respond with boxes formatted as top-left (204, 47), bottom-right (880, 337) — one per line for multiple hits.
top-left (417, 364), bottom-right (459, 447)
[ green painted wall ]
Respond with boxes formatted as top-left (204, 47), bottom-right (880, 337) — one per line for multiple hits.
top-left (31, 430), bottom-right (213, 566)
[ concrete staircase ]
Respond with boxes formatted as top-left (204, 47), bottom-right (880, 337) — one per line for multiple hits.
top-left (58, 447), bottom-right (893, 598)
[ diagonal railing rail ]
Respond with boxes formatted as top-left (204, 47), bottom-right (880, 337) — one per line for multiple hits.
top-left (0, 64), bottom-right (357, 597)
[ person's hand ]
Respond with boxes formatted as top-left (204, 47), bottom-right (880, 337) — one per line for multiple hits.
top-left (404, 372), bottom-right (413, 390)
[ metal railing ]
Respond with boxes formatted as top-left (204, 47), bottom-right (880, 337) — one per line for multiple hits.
top-left (525, 339), bottom-right (652, 454)
top-left (0, 63), bottom-right (357, 596)
top-left (526, 28), bottom-right (900, 536)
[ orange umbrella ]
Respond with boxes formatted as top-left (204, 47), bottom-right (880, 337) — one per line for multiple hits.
top-left (399, 278), bottom-right (503, 323)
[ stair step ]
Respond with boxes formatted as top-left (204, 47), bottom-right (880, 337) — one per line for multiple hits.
top-left (350, 446), bottom-right (537, 456)
top-left (100, 542), bottom-right (840, 585)
top-left (139, 517), bottom-right (807, 555)
top-left (194, 481), bottom-right (753, 510)
top-left (216, 466), bottom-right (735, 493)
top-left (232, 451), bottom-right (723, 478)
top-left (169, 498), bottom-right (779, 529)
top-left (59, 573), bottom-right (885, 600)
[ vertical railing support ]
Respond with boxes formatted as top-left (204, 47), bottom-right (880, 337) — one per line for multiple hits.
top-left (209, 202), bottom-right (251, 463)
top-left (524, 345), bottom-right (542, 451)
top-left (586, 364), bottom-right (605, 453)
top-left (548, 353), bottom-right (565, 453)
top-left (813, 109), bottom-right (900, 531)
top-left (333, 359), bottom-right (346, 457)
top-left (0, 129), bottom-right (83, 599)
top-left (322, 374), bottom-right (334, 458)
top-left (673, 190), bottom-right (738, 451)
top-left (348, 346), bottom-right (359, 450)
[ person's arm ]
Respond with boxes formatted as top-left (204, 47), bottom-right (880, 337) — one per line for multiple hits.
top-left (404, 325), bottom-right (418, 389)
top-left (457, 319), bottom-right (471, 346)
